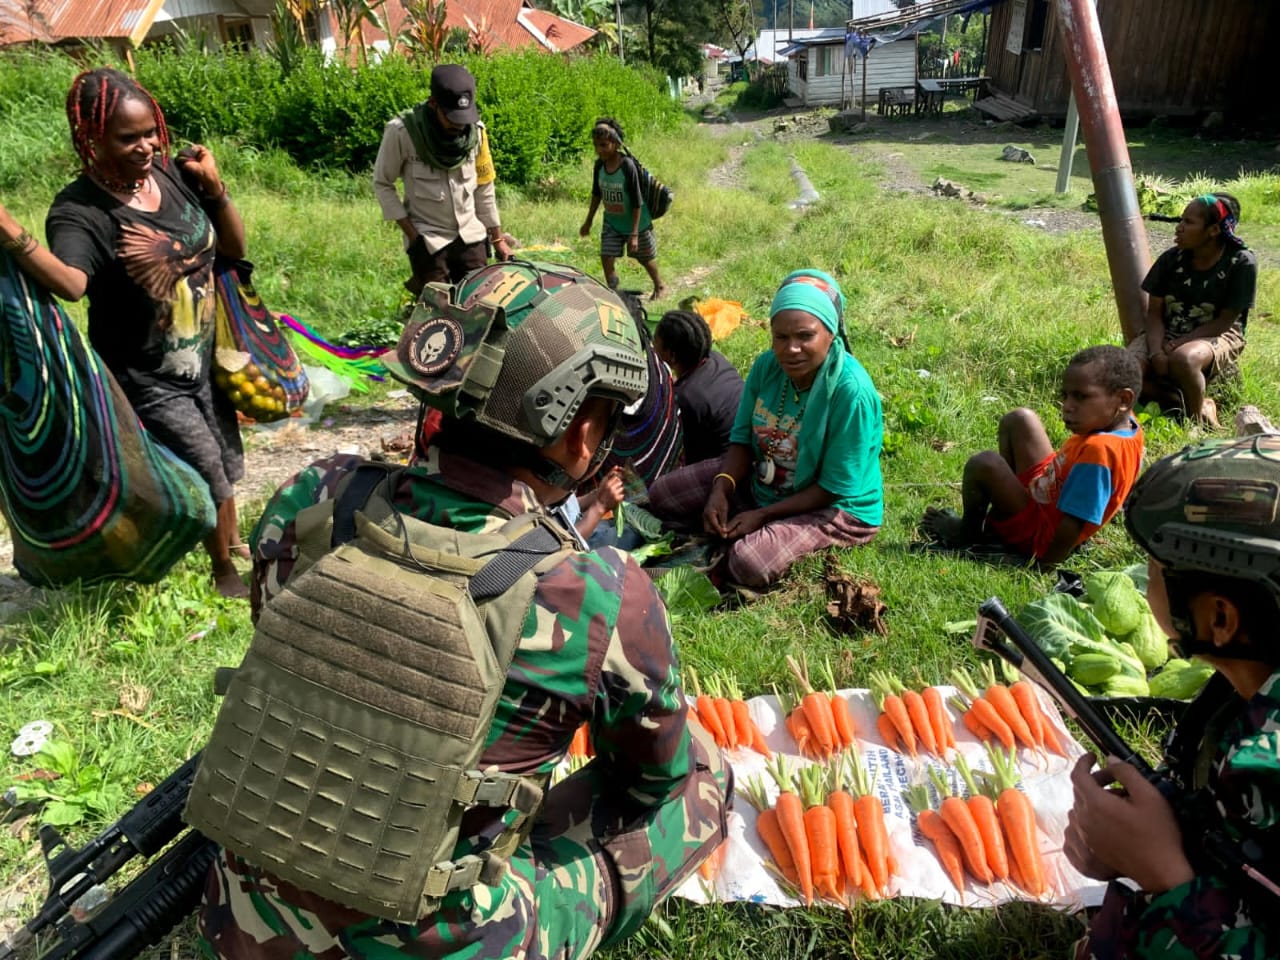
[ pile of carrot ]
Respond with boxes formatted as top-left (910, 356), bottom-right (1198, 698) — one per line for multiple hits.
top-left (777, 655), bottom-right (858, 760)
top-left (904, 749), bottom-right (1047, 899)
top-left (868, 671), bottom-right (954, 761)
top-left (687, 666), bottom-right (771, 758)
top-left (745, 750), bottom-right (896, 906)
top-left (949, 664), bottom-right (1067, 758)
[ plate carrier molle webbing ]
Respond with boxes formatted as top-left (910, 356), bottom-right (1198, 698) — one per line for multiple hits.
top-left (185, 464), bottom-right (576, 920)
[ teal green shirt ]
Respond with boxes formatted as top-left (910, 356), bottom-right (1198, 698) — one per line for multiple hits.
top-left (729, 351), bottom-right (884, 525)
top-left (593, 157), bottom-right (651, 235)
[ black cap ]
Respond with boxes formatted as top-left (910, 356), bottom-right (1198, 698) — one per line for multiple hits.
top-left (430, 64), bottom-right (478, 126)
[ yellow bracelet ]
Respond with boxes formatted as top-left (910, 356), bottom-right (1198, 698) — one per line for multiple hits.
top-left (712, 472), bottom-right (736, 493)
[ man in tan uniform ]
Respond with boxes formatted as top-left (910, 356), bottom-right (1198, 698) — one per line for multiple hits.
top-left (374, 64), bottom-right (511, 295)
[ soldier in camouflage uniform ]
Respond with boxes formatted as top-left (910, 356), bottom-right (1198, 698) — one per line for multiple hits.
top-left (198, 262), bottom-right (731, 960)
top-left (1066, 435), bottom-right (1280, 959)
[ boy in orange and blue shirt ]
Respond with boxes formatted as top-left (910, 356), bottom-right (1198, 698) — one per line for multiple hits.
top-left (921, 345), bottom-right (1144, 566)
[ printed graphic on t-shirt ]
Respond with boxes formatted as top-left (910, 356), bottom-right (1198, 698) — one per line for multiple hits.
top-left (116, 220), bottom-right (215, 381)
top-left (751, 397), bottom-right (801, 491)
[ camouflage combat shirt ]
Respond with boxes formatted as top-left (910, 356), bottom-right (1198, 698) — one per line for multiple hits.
top-left (1079, 668), bottom-right (1280, 959)
top-left (203, 449), bottom-right (698, 956)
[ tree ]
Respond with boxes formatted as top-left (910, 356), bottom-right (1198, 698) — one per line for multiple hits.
top-left (620, 0), bottom-right (718, 76)
top-left (715, 0), bottom-right (756, 75)
top-left (397, 0), bottom-right (450, 60)
top-left (327, 0), bottom-right (387, 65)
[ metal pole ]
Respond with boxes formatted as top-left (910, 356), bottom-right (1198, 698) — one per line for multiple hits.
top-left (1054, 0), bottom-right (1092, 195)
top-left (1054, 0), bottom-right (1148, 341)
top-left (1055, 93), bottom-right (1080, 194)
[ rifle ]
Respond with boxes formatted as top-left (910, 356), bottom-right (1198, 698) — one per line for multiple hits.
top-left (1, 754), bottom-right (215, 960)
top-left (973, 596), bottom-right (1280, 904)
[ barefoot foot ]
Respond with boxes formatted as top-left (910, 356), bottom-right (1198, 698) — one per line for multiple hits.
top-left (919, 506), bottom-right (970, 547)
top-left (1197, 397), bottom-right (1219, 428)
top-left (213, 568), bottom-right (249, 599)
top-left (651, 285), bottom-right (669, 301)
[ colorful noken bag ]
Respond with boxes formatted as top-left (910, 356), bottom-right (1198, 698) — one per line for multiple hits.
top-left (211, 258), bottom-right (309, 422)
top-left (0, 251), bottom-right (215, 587)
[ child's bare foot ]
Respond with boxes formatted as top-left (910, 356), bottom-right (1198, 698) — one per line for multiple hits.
top-left (1197, 397), bottom-right (1219, 428)
top-left (213, 568), bottom-right (249, 599)
top-left (651, 285), bottom-right (668, 301)
top-left (230, 542), bottom-right (252, 561)
top-left (919, 506), bottom-right (969, 547)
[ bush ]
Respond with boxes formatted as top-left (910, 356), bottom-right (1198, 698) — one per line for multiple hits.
top-left (0, 45), bottom-right (680, 187)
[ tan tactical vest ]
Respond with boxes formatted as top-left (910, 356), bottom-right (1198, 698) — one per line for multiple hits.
top-left (185, 466), bottom-right (575, 920)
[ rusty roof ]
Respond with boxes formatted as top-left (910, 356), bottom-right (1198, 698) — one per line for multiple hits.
top-left (519, 7), bottom-right (595, 52)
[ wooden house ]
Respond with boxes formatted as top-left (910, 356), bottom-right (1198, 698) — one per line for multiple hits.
top-left (779, 28), bottom-right (918, 108)
top-left (986, 0), bottom-right (1280, 121)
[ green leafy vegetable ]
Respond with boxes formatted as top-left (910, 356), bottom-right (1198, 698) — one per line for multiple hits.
top-left (1083, 571), bottom-right (1145, 636)
top-left (1120, 608), bottom-right (1171, 671)
top-left (1018, 592), bottom-right (1107, 661)
top-left (654, 567), bottom-right (721, 620)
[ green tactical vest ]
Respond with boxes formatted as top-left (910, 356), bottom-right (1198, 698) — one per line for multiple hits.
top-left (184, 465), bottom-right (576, 921)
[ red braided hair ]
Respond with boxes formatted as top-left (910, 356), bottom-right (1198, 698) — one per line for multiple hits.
top-left (66, 68), bottom-right (170, 174)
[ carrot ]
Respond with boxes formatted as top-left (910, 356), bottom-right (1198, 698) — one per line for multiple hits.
top-left (929, 767), bottom-right (992, 884)
top-left (744, 777), bottom-right (798, 884)
top-left (901, 688), bottom-right (939, 757)
top-left (953, 668), bottom-right (1017, 751)
top-left (687, 666), bottom-right (727, 747)
top-left (876, 712), bottom-right (901, 751)
top-left (713, 697), bottom-right (739, 749)
top-left (955, 753), bottom-right (1009, 881)
top-left (827, 761), bottom-right (866, 893)
top-left (1009, 680), bottom-right (1046, 752)
top-left (904, 785), bottom-right (965, 898)
top-left (768, 757), bottom-right (813, 905)
top-left (922, 686), bottom-right (953, 757)
top-left (798, 765), bottom-right (843, 903)
top-left (846, 749), bottom-right (891, 896)
top-left (819, 658), bottom-right (857, 748)
top-left (788, 654), bottom-right (837, 758)
top-left (1037, 703), bottom-right (1069, 758)
top-left (986, 744), bottom-right (1047, 897)
top-left (698, 838), bottom-right (726, 883)
top-left (979, 663), bottom-right (1036, 751)
top-left (724, 677), bottom-right (756, 754)
top-left (568, 722), bottom-right (591, 759)
top-left (870, 671), bottom-right (916, 756)
top-left (951, 693), bottom-right (990, 741)
top-left (786, 707), bottom-right (813, 757)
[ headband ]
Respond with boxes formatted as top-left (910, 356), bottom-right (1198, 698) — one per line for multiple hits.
top-left (592, 123), bottom-right (622, 144)
top-left (1196, 193), bottom-right (1244, 247)
top-left (769, 269), bottom-right (845, 336)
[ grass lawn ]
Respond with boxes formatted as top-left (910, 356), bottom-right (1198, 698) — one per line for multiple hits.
top-left (2, 105), bottom-right (1278, 958)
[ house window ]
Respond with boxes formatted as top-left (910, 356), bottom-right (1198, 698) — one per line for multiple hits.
top-left (816, 46), bottom-right (839, 77)
top-left (796, 54), bottom-right (808, 81)
top-left (222, 18), bottom-right (253, 51)
top-left (1025, 0), bottom-right (1049, 50)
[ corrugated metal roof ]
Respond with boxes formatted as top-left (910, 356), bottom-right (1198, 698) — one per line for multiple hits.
top-left (519, 7), bottom-right (594, 52)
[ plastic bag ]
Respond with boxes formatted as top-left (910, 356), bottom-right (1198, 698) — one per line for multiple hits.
top-left (302, 365), bottom-right (351, 419)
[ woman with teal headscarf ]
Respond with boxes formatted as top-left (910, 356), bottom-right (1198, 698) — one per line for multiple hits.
top-left (647, 269), bottom-right (884, 589)
top-left (1129, 191), bottom-right (1256, 427)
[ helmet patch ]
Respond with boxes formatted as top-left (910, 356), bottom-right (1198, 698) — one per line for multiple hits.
top-left (1186, 478), bottom-right (1280, 525)
top-left (405, 316), bottom-right (463, 378)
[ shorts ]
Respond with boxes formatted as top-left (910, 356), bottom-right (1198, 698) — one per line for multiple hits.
top-left (125, 374), bottom-right (245, 504)
top-left (1127, 326), bottom-right (1246, 381)
top-left (984, 452), bottom-right (1058, 559)
top-left (601, 222), bottom-right (657, 262)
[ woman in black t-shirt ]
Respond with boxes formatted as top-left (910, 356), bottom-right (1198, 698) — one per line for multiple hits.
top-left (1127, 192), bottom-right (1257, 428)
top-left (653, 310), bottom-right (744, 465)
top-left (0, 68), bottom-right (250, 597)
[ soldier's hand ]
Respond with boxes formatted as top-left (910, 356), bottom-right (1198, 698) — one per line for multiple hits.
top-left (1069, 753), bottom-right (1194, 893)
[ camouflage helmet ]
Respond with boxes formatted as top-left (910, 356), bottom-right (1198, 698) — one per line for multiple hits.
top-left (383, 261), bottom-right (649, 447)
top-left (1125, 435), bottom-right (1280, 605)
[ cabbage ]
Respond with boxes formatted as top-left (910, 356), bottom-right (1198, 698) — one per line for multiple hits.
top-left (1019, 592), bottom-right (1107, 661)
top-left (1084, 571), bottom-right (1145, 636)
top-left (1120, 608), bottom-right (1171, 671)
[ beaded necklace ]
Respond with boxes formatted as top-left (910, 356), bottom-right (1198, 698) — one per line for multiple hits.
top-left (757, 381), bottom-right (807, 485)
top-left (90, 167), bottom-right (145, 196)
